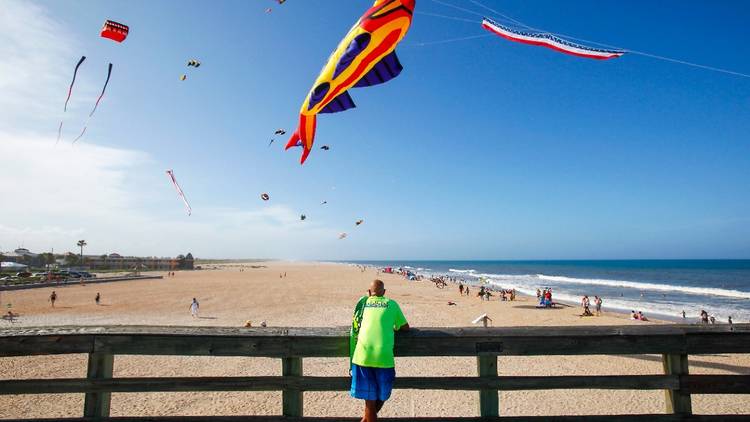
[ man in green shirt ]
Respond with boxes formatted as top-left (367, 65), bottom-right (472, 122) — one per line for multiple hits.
top-left (350, 280), bottom-right (409, 422)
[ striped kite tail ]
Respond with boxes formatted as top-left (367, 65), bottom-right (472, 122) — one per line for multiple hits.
top-left (285, 114), bottom-right (317, 164)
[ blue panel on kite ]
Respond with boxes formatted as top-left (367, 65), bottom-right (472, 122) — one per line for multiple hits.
top-left (334, 33), bottom-right (372, 79)
top-left (354, 51), bottom-right (402, 88)
top-left (308, 82), bottom-right (331, 111)
top-left (320, 91), bottom-right (357, 114)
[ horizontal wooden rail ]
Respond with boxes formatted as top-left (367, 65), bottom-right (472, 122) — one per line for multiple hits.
top-left (4, 415), bottom-right (750, 422)
top-left (15, 374), bottom-right (750, 394)
top-left (1, 324), bottom-right (748, 358)
top-left (2, 374), bottom-right (747, 396)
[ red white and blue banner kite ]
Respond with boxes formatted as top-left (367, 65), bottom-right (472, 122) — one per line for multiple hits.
top-left (482, 17), bottom-right (625, 60)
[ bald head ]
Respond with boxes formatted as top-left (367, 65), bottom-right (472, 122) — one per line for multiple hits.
top-left (369, 279), bottom-right (385, 297)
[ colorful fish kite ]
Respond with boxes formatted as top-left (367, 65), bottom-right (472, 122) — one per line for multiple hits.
top-left (166, 170), bottom-right (192, 216)
top-left (57, 56), bottom-right (86, 144)
top-left (100, 20), bottom-right (129, 43)
top-left (286, 0), bottom-right (415, 164)
top-left (482, 18), bottom-right (625, 60)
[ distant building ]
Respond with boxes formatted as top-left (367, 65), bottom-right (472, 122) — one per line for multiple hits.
top-left (1, 248), bottom-right (45, 268)
top-left (1, 248), bottom-right (194, 271)
top-left (85, 252), bottom-right (194, 270)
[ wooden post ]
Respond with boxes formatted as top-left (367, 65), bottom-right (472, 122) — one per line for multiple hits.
top-left (282, 357), bottom-right (303, 417)
top-left (83, 352), bottom-right (114, 418)
top-left (477, 355), bottom-right (499, 417)
top-left (662, 353), bottom-right (692, 414)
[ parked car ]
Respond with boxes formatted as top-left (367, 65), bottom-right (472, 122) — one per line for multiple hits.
top-left (66, 271), bottom-right (83, 278)
top-left (78, 271), bottom-right (95, 278)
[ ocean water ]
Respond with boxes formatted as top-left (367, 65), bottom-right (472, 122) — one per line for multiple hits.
top-left (349, 260), bottom-right (750, 323)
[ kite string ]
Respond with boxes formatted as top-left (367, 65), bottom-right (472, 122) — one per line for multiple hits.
top-left (414, 11), bottom-right (477, 24)
top-left (406, 34), bottom-right (493, 48)
top-left (443, 0), bottom-right (750, 79)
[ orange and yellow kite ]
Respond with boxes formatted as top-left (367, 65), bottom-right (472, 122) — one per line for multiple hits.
top-left (286, 0), bottom-right (415, 164)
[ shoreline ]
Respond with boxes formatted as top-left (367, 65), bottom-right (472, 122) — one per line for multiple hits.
top-left (343, 261), bottom-right (729, 324)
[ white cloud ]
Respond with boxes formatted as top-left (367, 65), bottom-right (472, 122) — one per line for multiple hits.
top-left (0, 2), bottom-right (342, 260)
top-left (0, 1), bottom-right (84, 128)
top-left (0, 133), bottom-right (340, 259)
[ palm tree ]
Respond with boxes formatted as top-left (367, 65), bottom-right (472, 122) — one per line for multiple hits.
top-left (76, 240), bottom-right (87, 268)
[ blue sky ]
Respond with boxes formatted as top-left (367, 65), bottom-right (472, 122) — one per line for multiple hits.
top-left (1, 0), bottom-right (749, 260)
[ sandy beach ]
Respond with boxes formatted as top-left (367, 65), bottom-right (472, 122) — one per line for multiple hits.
top-left (0, 261), bottom-right (748, 418)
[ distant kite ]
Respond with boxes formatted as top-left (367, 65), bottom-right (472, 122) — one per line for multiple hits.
top-left (100, 20), bottom-right (129, 43)
top-left (321, 201), bottom-right (327, 205)
top-left (180, 74), bottom-right (187, 81)
top-left (73, 63), bottom-right (113, 144)
top-left (275, 129), bottom-right (286, 135)
top-left (339, 232), bottom-right (348, 240)
top-left (261, 193), bottom-right (270, 201)
top-left (482, 18), bottom-right (624, 60)
top-left (355, 219), bottom-right (364, 226)
top-left (166, 170), bottom-right (192, 216)
top-left (286, 0), bottom-right (415, 164)
top-left (187, 59), bottom-right (201, 68)
top-left (320, 145), bottom-right (330, 150)
top-left (300, 214), bottom-right (307, 221)
top-left (57, 56), bottom-right (86, 144)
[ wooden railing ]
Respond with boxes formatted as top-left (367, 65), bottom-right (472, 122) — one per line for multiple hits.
top-left (0, 324), bottom-right (749, 421)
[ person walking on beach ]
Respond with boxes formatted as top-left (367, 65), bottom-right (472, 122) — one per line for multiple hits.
top-left (594, 296), bottom-right (602, 316)
top-left (95, 293), bottom-right (101, 305)
top-left (459, 283), bottom-right (464, 295)
top-left (350, 280), bottom-right (409, 422)
top-left (49, 291), bottom-right (57, 308)
top-left (190, 298), bottom-right (200, 318)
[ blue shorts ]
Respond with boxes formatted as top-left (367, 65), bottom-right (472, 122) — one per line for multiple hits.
top-left (350, 363), bottom-right (395, 401)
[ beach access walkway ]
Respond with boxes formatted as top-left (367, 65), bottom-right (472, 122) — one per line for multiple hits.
top-left (1, 324), bottom-right (749, 421)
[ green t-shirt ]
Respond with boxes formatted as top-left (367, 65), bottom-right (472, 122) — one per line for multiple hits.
top-left (351, 295), bottom-right (408, 368)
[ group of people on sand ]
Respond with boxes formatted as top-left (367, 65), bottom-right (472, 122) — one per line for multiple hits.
top-left (46, 290), bottom-right (103, 308)
top-left (697, 309), bottom-right (733, 325)
top-left (457, 283), bottom-right (515, 302)
top-left (537, 288), bottom-right (554, 308)
top-left (580, 295), bottom-right (603, 317)
top-left (630, 310), bottom-right (649, 321)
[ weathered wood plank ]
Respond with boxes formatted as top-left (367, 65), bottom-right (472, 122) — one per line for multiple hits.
top-left (3, 413), bottom-right (750, 421)
top-left (663, 353), bottom-right (692, 415)
top-left (0, 375), bottom-right (686, 395)
top-left (477, 355), bottom-right (499, 417)
top-left (83, 352), bottom-right (114, 418)
top-left (1, 325), bottom-right (749, 358)
top-left (282, 357), bottom-right (303, 417)
top-left (680, 375), bottom-right (750, 394)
